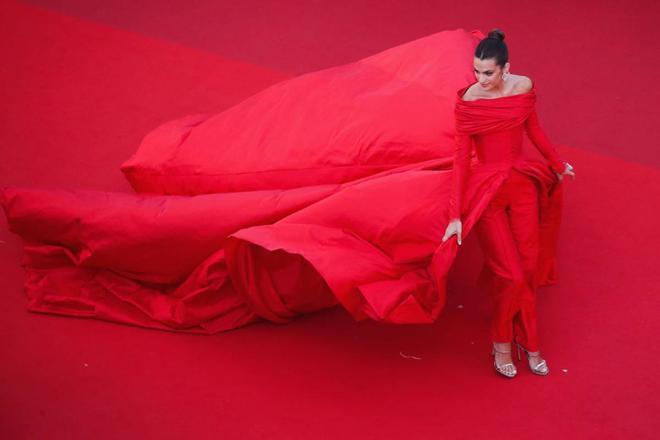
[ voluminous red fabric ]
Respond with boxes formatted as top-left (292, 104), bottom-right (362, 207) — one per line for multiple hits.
top-left (0, 29), bottom-right (563, 334)
top-left (120, 29), bottom-right (481, 195)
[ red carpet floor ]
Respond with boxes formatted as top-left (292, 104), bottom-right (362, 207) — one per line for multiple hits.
top-left (1, 1), bottom-right (658, 438)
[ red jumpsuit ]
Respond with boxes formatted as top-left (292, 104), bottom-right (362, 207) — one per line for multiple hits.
top-left (449, 82), bottom-right (566, 352)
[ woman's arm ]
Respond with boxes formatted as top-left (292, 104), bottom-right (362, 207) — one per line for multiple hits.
top-left (524, 108), bottom-right (566, 175)
top-left (448, 133), bottom-right (472, 221)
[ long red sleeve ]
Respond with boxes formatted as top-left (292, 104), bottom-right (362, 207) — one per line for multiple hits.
top-left (524, 108), bottom-right (565, 174)
top-left (448, 133), bottom-right (472, 221)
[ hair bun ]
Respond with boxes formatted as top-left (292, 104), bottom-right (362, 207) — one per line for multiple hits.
top-left (487, 29), bottom-right (505, 41)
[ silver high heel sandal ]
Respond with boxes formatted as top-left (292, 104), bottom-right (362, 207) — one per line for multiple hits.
top-left (515, 343), bottom-right (550, 376)
top-left (491, 344), bottom-right (517, 378)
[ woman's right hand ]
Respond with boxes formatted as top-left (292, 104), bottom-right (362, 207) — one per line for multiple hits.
top-left (555, 162), bottom-right (576, 182)
top-left (442, 218), bottom-right (463, 245)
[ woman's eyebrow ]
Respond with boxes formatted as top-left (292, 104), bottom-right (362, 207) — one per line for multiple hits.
top-left (473, 68), bottom-right (493, 73)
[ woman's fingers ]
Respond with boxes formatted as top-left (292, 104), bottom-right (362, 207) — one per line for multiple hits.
top-left (563, 162), bottom-right (575, 180)
top-left (442, 220), bottom-right (462, 245)
top-left (559, 170), bottom-right (575, 181)
top-left (442, 227), bottom-right (453, 242)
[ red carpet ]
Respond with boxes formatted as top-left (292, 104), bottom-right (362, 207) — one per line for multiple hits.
top-left (1, 1), bottom-right (658, 438)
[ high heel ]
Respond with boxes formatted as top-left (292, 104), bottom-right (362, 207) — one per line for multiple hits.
top-left (516, 342), bottom-right (549, 376)
top-left (491, 343), bottom-right (517, 378)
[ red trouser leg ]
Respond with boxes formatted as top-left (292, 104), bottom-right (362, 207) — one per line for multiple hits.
top-left (474, 170), bottom-right (541, 352)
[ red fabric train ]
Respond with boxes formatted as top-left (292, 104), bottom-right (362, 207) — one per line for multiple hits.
top-left (0, 28), bottom-right (563, 334)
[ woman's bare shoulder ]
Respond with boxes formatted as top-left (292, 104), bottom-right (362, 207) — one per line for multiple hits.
top-left (461, 83), bottom-right (480, 101)
top-left (512, 75), bottom-right (533, 93)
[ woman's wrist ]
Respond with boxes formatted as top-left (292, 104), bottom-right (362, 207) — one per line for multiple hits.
top-left (550, 159), bottom-right (566, 175)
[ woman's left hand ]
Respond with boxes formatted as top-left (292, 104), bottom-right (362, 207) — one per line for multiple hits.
top-left (555, 162), bottom-right (575, 182)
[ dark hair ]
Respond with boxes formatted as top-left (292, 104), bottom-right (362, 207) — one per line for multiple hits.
top-left (474, 28), bottom-right (509, 67)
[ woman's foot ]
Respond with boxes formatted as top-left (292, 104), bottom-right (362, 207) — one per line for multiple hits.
top-left (516, 343), bottom-right (549, 375)
top-left (491, 342), bottom-right (517, 378)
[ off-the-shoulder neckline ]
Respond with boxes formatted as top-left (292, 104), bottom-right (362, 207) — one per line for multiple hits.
top-left (458, 80), bottom-right (535, 102)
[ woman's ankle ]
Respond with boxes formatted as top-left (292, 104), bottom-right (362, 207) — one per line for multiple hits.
top-left (492, 341), bottom-right (513, 353)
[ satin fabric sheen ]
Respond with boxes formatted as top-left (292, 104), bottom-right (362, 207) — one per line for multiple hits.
top-left (0, 29), bottom-right (563, 334)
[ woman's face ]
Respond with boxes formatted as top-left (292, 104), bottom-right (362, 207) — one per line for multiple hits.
top-left (473, 57), bottom-right (510, 90)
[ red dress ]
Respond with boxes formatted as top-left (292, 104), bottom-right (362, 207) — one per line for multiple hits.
top-left (0, 29), bottom-right (564, 335)
top-left (450, 82), bottom-right (566, 351)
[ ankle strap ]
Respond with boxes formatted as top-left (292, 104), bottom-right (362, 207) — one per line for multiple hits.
top-left (516, 342), bottom-right (541, 357)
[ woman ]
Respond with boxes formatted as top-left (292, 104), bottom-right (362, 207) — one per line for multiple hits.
top-left (442, 29), bottom-right (575, 378)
